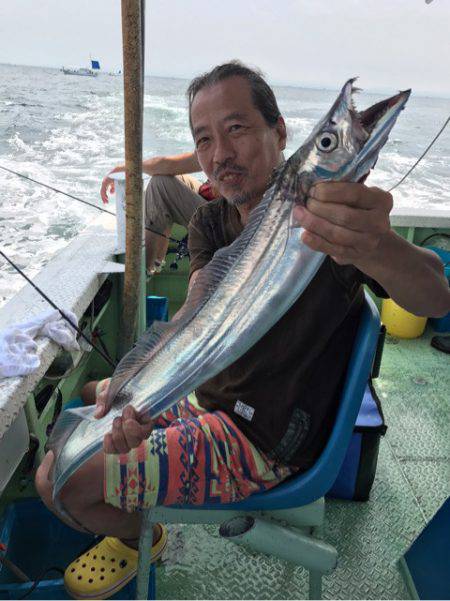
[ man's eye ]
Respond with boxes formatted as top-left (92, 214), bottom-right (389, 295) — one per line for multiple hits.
top-left (196, 137), bottom-right (209, 148)
top-left (229, 124), bottom-right (243, 132)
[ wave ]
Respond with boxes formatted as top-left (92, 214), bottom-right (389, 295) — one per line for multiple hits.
top-left (0, 67), bottom-right (449, 307)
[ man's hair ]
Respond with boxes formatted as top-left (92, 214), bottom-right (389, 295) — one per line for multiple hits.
top-left (187, 60), bottom-right (281, 131)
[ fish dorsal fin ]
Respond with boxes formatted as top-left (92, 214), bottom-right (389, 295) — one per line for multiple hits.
top-left (180, 193), bottom-right (272, 310)
top-left (106, 320), bottom-right (172, 402)
top-left (107, 181), bottom-right (278, 404)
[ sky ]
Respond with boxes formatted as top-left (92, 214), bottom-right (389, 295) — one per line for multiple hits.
top-left (1, 0), bottom-right (450, 97)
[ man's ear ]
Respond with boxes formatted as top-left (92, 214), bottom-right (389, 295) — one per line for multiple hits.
top-left (276, 116), bottom-right (287, 151)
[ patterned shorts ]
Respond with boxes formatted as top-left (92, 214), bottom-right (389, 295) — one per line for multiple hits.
top-left (104, 394), bottom-right (295, 512)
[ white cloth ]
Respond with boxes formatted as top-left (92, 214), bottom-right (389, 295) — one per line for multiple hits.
top-left (0, 309), bottom-right (80, 378)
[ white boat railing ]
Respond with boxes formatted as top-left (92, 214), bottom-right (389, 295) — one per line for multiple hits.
top-left (0, 213), bottom-right (118, 443)
top-left (391, 207), bottom-right (450, 229)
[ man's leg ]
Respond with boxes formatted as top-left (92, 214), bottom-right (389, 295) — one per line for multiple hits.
top-left (35, 451), bottom-right (152, 545)
top-left (80, 380), bottom-right (99, 406)
top-left (145, 226), bottom-right (172, 273)
top-left (144, 174), bottom-right (204, 271)
top-left (36, 395), bottom-right (294, 597)
top-left (34, 386), bottom-right (187, 540)
top-left (36, 451), bottom-right (165, 599)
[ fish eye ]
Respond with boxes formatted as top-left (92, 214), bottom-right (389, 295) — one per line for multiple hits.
top-left (316, 132), bottom-right (338, 153)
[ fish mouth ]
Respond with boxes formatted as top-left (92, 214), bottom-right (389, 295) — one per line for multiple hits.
top-left (358, 89), bottom-right (411, 135)
top-left (341, 77), bottom-right (411, 137)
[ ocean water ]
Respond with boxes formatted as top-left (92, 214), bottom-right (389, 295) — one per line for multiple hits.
top-left (0, 63), bottom-right (449, 307)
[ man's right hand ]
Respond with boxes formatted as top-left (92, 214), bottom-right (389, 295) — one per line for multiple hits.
top-left (100, 166), bottom-right (125, 204)
top-left (100, 152), bottom-right (200, 203)
top-left (93, 378), bottom-right (111, 418)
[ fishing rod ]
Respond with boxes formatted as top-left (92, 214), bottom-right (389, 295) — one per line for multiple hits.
top-left (388, 115), bottom-right (450, 192)
top-left (0, 249), bottom-right (117, 369)
top-left (0, 164), bottom-right (180, 245)
top-left (2, 113), bottom-right (449, 204)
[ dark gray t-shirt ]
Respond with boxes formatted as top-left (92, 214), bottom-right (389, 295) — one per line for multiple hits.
top-left (188, 197), bottom-right (386, 470)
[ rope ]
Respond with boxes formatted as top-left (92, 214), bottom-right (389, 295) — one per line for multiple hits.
top-left (0, 249), bottom-right (117, 369)
top-left (0, 164), bottom-right (179, 244)
top-left (389, 116), bottom-right (450, 192)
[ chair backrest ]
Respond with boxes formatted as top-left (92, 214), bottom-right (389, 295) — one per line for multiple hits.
top-left (227, 291), bottom-right (381, 511)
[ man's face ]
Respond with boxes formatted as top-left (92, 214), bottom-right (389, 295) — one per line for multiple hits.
top-left (190, 76), bottom-right (286, 208)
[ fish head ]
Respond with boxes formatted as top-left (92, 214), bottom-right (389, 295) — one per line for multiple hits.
top-left (288, 78), bottom-right (411, 199)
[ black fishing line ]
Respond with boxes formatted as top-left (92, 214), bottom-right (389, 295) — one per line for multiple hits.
top-left (2, 115), bottom-right (449, 206)
top-left (420, 232), bottom-right (450, 247)
top-left (0, 164), bottom-right (179, 244)
top-left (389, 115), bottom-right (450, 192)
top-left (0, 249), bottom-right (117, 369)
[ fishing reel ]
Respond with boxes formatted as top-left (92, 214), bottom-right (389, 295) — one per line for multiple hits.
top-left (167, 235), bottom-right (189, 270)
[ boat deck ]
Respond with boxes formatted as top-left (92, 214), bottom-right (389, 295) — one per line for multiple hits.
top-left (155, 327), bottom-right (449, 600)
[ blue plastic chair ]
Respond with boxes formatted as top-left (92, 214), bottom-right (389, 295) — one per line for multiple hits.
top-left (136, 292), bottom-right (381, 599)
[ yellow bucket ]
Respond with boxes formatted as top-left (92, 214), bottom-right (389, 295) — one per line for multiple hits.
top-left (381, 299), bottom-right (427, 339)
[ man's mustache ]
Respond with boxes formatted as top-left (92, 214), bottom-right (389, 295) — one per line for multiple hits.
top-left (213, 161), bottom-right (247, 181)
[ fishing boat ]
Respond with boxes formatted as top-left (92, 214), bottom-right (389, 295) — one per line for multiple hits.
top-left (0, 2), bottom-right (449, 600)
top-left (61, 59), bottom-right (101, 77)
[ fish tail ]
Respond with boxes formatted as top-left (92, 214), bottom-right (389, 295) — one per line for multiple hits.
top-left (46, 405), bottom-right (96, 478)
top-left (45, 405), bottom-right (100, 531)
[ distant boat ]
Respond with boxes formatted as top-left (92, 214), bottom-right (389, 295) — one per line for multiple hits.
top-left (61, 59), bottom-right (101, 77)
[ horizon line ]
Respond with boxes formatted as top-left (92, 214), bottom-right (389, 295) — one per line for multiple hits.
top-left (1, 61), bottom-right (450, 100)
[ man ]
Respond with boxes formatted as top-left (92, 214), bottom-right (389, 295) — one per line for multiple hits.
top-left (101, 151), bottom-right (216, 273)
top-left (36, 62), bottom-right (449, 599)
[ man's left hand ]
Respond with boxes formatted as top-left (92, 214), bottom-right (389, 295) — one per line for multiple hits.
top-left (293, 182), bottom-right (393, 266)
top-left (103, 405), bottom-right (154, 454)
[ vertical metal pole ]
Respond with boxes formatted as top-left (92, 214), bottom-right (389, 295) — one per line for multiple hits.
top-left (121, 0), bottom-right (144, 353)
top-left (136, 509), bottom-right (154, 600)
top-left (309, 525), bottom-right (323, 599)
top-left (137, 0), bottom-right (147, 338)
top-left (121, 5), bottom-right (153, 598)
top-left (308, 571), bottom-right (323, 600)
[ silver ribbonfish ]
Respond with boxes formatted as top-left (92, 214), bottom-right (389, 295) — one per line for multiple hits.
top-left (48, 79), bottom-right (410, 512)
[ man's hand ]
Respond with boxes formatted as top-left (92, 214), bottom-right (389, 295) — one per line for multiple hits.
top-left (103, 405), bottom-right (154, 454)
top-left (294, 181), bottom-right (449, 317)
top-left (92, 379), bottom-right (154, 453)
top-left (93, 378), bottom-right (111, 418)
top-left (294, 182), bottom-right (392, 267)
top-left (100, 166), bottom-right (125, 204)
top-left (99, 152), bottom-right (199, 204)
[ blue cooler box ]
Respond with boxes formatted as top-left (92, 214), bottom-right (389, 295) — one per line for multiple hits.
top-left (427, 246), bottom-right (450, 333)
top-left (146, 295), bottom-right (169, 328)
top-left (327, 382), bottom-right (387, 501)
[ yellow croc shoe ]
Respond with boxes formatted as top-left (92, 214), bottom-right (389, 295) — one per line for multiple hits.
top-left (64, 524), bottom-right (168, 600)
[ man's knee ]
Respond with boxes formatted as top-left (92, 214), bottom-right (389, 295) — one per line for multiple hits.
top-left (145, 175), bottom-right (174, 226)
top-left (146, 174), bottom-right (176, 203)
top-left (148, 174), bottom-right (176, 190)
top-left (35, 451), bottom-right (104, 518)
top-left (58, 452), bottom-right (105, 517)
top-left (35, 452), bottom-right (55, 511)
top-left (81, 380), bottom-right (98, 406)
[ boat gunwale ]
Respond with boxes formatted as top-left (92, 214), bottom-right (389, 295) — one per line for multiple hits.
top-left (0, 213), bottom-right (117, 442)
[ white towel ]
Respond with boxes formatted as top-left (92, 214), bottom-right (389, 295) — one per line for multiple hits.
top-left (0, 309), bottom-right (80, 378)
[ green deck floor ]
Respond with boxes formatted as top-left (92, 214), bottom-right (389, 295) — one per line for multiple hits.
top-left (155, 327), bottom-right (449, 600)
